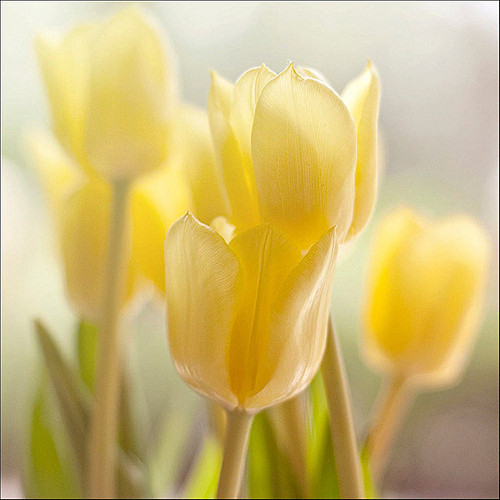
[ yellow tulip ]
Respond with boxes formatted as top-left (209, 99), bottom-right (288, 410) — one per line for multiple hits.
top-left (208, 61), bottom-right (380, 250)
top-left (30, 130), bottom-right (190, 321)
top-left (35, 7), bottom-right (177, 181)
top-left (165, 213), bottom-right (338, 412)
top-left (363, 207), bottom-right (490, 387)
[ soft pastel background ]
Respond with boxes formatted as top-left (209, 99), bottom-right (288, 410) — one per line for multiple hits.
top-left (1, 1), bottom-right (498, 498)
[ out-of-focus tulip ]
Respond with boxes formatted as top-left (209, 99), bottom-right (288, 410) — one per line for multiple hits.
top-left (35, 7), bottom-right (176, 181)
top-left (363, 207), bottom-right (490, 387)
top-left (208, 61), bottom-right (380, 251)
top-left (165, 213), bottom-right (338, 412)
top-left (30, 131), bottom-right (190, 321)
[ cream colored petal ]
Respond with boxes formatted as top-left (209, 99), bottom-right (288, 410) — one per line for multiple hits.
top-left (211, 216), bottom-right (236, 244)
top-left (208, 71), bottom-right (260, 229)
top-left (342, 61), bottom-right (381, 239)
top-left (251, 63), bottom-right (357, 250)
top-left (295, 66), bottom-right (330, 86)
top-left (35, 24), bottom-right (97, 170)
top-left (85, 7), bottom-right (176, 180)
top-left (246, 227), bottom-right (338, 410)
top-left (227, 224), bottom-right (302, 407)
top-left (231, 64), bottom-right (276, 155)
top-left (165, 213), bottom-right (241, 410)
top-left (60, 179), bottom-right (112, 321)
top-left (28, 129), bottom-right (84, 220)
top-left (174, 105), bottom-right (229, 225)
top-left (130, 166), bottom-right (190, 294)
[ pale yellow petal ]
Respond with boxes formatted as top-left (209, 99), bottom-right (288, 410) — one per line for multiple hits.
top-left (85, 7), bottom-right (176, 180)
top-left (227, 224), bottom-right (302, 406)
top-left (165, 213), bottom-right (241, 411)
top-left (398, 216), bottom-right (490, 386)
top-left (28, 129), bottom-right (83, 220)
top-left (251, 63), bottom-right (357, 250)
top-left (35, 24), bottom-right (97, 170)
top-left (231, 64), bottom-right (276, 155)
top-left (342, 61), bottom-right (381, 239)
top-left (295, 66), bottom-right (330, 86)
top-left (363, 208), bottom-right (490, 387)
top-left (174, 105), bottom-right (229, 225)
top-left (131, 166), bottom-right (190, 294)
top-left (363, 207), bottom-right (426, 371)
top-left (208, 71), bottom-right (260, 229)
top-left (60, 179), bottom-right (112, 321)
top-left (246, 227), bottom-right (338, 410)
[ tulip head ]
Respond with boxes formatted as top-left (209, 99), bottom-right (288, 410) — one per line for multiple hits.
top-left (363, 207), bottom-right (490, 387)
top-left (36, 7), bottom-right (177, 181)
top-left (165, 214), bottom-right (338, 412)
top-left (30, 131), bottom-right (189, 320)
top-left (208, 61), bottom-right (380, 251)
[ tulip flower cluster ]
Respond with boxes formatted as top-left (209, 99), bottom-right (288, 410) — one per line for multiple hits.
top-left (27, 6), bottom-right (491, 500)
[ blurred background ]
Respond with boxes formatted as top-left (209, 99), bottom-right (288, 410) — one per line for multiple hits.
top-left (1, 1), bottom-right (498, 498)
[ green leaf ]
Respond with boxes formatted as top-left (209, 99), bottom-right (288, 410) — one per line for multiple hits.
top-left (147, 412), bottom-right (191, 498)
top-left (361, 444), bottom-right (378, 499)
top-left (35, 319), bottom-right (147, 498)
top-left (77, 320), bottom-right (98, 391)
top-left (24, 387), bottom-right (80, 499)
top-left (183, 435), bottom-right (222, 499)
top-left (307, 375), bottom-right (341, 499)
top-left (248, 411), bottom-right (301, 499)
top-left (35, 319), bottom-right (91, 485)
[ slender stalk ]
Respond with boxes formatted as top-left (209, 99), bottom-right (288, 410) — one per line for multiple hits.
top-left (89, 181), bottom-right (130, 498)
top-left (321, 316), bottom-right (364, 499)
top-left (364, 374), bottom-right (413, 482)
top-left (217, 411), bottom-right (254, 499)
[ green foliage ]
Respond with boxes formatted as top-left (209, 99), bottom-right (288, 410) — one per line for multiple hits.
top-left (183, 434), bottom-right (222, 499)
top-left (24, 387), bottom-right (80, 499)
top-left (32, 319), bottom-right (148, 498)
top-left (248, 411), bottom-right (301, 499)
top-left (77, 320), bottom-right (98, 391)
top-left (307, 375), bottom-right (341, 498)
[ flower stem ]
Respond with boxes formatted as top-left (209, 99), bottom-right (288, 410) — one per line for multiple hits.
top-left (321, 316), bottom-right (364, 499)
top-left (364, 374), bottom-right (413, 482)
top-left (89, 181), bottom-right (130, 498)
top-left (216, 411), bottom-right (254, 499)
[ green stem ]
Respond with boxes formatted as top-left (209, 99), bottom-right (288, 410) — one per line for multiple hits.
top-left (364, 374), bottom-right (413, 482)
top-left (88, 181), bottom-right (130, 498)
top-left (216, 411), bottom-right (254, 499)
top-left (321, 316), bottom-right (364, 499)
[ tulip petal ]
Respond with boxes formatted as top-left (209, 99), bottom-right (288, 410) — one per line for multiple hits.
top-left (208, 71), bottom-right (260, 229)
top-left (227, 225), bottom-right (302, 405)
top-left (364, 207), bottom-right (426, 369)
top-left (35, 24), bottom-right (97, 170)
top-left (29, 130), bottom-right (83, 221)
top-left (251, 63), bottom-right (357, 250)
top-left (174, 105), bottom-right (229, 225)
top-left (231, 65), bottom-right (276, 155)
top-left (85, 7), bottom-right (176, 180)
top-left (398, 216), bottom-right (490, 385)
top-left (364, 208), bottom-right (490, 386)
top-left (246, 227), bottom-right (338, 410)
top-left (165, 214), bottom-right (241, 411)
top-left (130, 166), bottom-right (190, 294)
top-left (342, 61), bottom-right (381, 239)
top-left (61, 179), bottom-right (112, 321)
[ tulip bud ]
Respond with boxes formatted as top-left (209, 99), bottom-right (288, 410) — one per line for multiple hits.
top-left (363, 207), bottom-right (490, 387)
top-left (30, 130), bottom-right (189, 320)
top-left (36, 7), bottom-right (177, 181)
top-left (208, 61), bottom-right (381, 251)
top-left (165, 213), bottom-right (338, 412)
